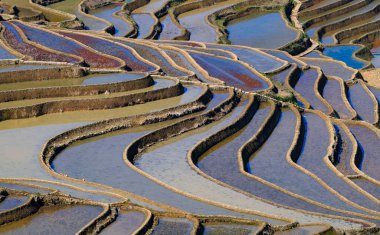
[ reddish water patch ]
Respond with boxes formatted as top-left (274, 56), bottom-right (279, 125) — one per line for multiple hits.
top-left (59, 32), bottom-right (155, 72)
top-left (12, 22), bottom-right (122, 68)
top-left (189, 52), bottom-right (267, 91)
top-left (1, 22), bottom-right (78, 63)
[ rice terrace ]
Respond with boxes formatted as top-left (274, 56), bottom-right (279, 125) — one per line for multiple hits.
top-left (0, 0), bottom-right (379, 234)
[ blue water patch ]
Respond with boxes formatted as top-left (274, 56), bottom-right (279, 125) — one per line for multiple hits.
top-left (323, 45), bottom-right (367, 69)
top-left (0, 44), bottom-right (17, 60)
top-left (82, 73), bottom-right (145, 85)
top-left (92, 4), bottom-right (131, 36)
top-left (227, 12), bottom-right (298, 49)
top-left (371, 52), bottom-right (380, 68)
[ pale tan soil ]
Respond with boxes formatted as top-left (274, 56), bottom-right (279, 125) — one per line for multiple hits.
top-left (361, 68), bottom-right (380, 88)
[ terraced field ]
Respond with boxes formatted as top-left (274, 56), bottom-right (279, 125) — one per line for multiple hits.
top-left (0, 0), bottom-right (379, 234)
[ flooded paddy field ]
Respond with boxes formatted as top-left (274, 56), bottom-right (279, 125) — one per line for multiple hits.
top-left (48, 0), bottom-right (109, 30)
top-left (202, 223), bottom-right (259, 235)
top-left (178, 0), bottom-right (243, 43)
top-left (322, 45), bottom-right (368, 69)
top-left (132, 13), bottom-right (157, 39)
top-left (101, 210), bottom-right (146, 234)
top-left (292, 68), bottom-right (331, 114)
top-left (0, 0), bottom-right (380, 233)
top-left (188, 51), bottom-right (269, 90)
top-left (226, 11), bottom-right (298, 49)
top-left (206, 44), bottom-right (286, 73)
top-left (347, 82), bottom-right (377, 123)
top-left (0, 204), bottom-right (103, 234)
top-left (159, 14), bottom-right (182, 40)
top-left (0, 196), bottom-right (28, 212)
top-left (151, 217), bottom-right (193, 234)
top-left (90, 3), bottom-right (131, 37)
top-left (322, 77), bottom-right (354, 119)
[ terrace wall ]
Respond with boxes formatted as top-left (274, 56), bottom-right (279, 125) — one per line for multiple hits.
top-left (298, 0), bottom-right (351, 18)
top-left (0, 66), bottom-right (86, 84)
top-left (0, 197), bottom-right (42, 225)
top-left (0, 74), bottom-right (152, 102)
top-left (125, 87), bottom-right (238, 164)
top-left (336, 20), bottom-right (380, 44)
top-left (316, 3), bottom-right (380, 42)
top-left (303, 0), bottom-right (374, 30)
top-left (0, 78), bottom-right (183, 120)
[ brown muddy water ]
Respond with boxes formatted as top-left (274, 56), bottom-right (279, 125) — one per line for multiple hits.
top-left (0, 204), bottom-right (103, 234)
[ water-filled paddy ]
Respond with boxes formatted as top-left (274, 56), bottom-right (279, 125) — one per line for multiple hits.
top-left (132, 13), bottom-right (156, 39)
top-left (227, 12), bottom-right (298, 49)
top-left (58, 31), bottom-right (155, 72)
top-left (0, 83), bottom-right (204, 178)
top-left (203, 223), bottom-right (259, 235)
top-left (152, 218), bottom-right (193, 234)
top-left (48, 0), bottom-right (108, 30)
top-left (371, 43), bottom-right (380, 67)
top-left (0, 77), bottom-right (171, 109)
top-left (163, 49), bottom-right (209, 81)
top-left (263, 49), bottom-right (305, 67)
top-left (351, 178), bottom-right (380, 200)
top-left (134, 100), bottom-right (293, 219)
top-left (371, 53), bottom-right (380, 68)
top-left (348, 124), bottom-right (380, 182)
top-left (0, 205), bottom-right (103, 234)
top-left (1, 0), bottom-right (380, 230)
top-left (112, 39), bottom-right (188, 76)
top-left (206, 44), bottom-right (285, 73)
top-left (82, 73), bottom-right (146, 85)
top-left (274, 225), bottom-right (330, 234)
top-left (347, 83), bottom-right (376, 123)
top-left (1, 22), bottom-right (78, 64)
top-left (0, 183), bottom-right (50, 194)
top-left (368, 86), bottom-right (380, 103)
top-left (0, 44), bottom-right (17, 60)
top-left (134, 0), bottom-right (168, 13)
top-left (183, 47), bottom-right (235, 59)
top-left (0, 196), bottom-right (28, 211)
top-left (0, 64), bottom-right (57, 73)
top-left (13, 21), bottom-right (121, 68)
top-left (269, 64), bottom-right (295, 84)
top-left (333, 124), bottom-right (357, 176)
top-left (322, 78), bottom-right (353, 119)
top-left (159, 14), bottom-right (182, 40)
top-left (295, 113), bottom-right (369, 214)
top-left (197, 105), bottom-right (339, 216)
top-left (323, 45), bottom-right (367, 69)
top-left (293, 68), bottom-right (330, 114)
top-left (135, 100), bottom-right (361, 227)
top-left (300, 58), bottom-right (355, 81)
top-left (188, 51), bottom-right (268, 90)
top-left (49, 96), bottom-right (280, 221)
top-left (0, 83), bottom-right (196, 129)
top-left (0, 86), bottom-right (239, 213)
top-left (304, 51), bottom-right (325, 59)
top-left (101, 210), bottom-right (146, 234)
top-left (91, 4), bottom-right (131, 36)
top-left (299, 114), bottom-right (380, 213)
top-left (0, 73), bottom-right (144, 91)
top-left (178, 0), bottom-right (243, 43)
